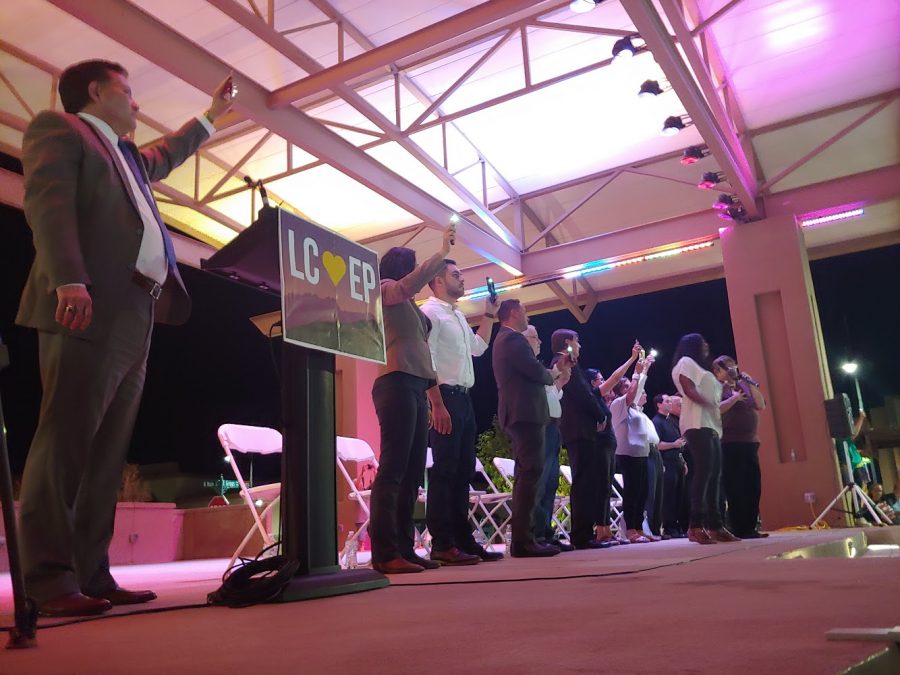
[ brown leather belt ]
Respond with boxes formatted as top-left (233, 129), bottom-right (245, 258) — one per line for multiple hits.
top-left (133, 270), bottom-right (163, 300)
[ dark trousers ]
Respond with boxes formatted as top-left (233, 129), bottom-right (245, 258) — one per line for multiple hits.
top-left (661, 450), bottom-right (687, 533)
top-left (617, 455), bottom-right (649, 531)
top-left (597, 438), bottom-right (616, 526)
top-left (533, 421), bottom-right (561, 542)
top-left (426, 387), bottom-right (477, 551)
top-left (370, 372), bottom-right (429, 563)
top-left (684, 428), bottom-right (724, 530)
top-left (19, 284), bottom-right (153, 603)
top-left (644, 445), bottom-right (664, 535)
top-left (504, 421), bottom-right (546, 547)
top-left (567, 436), bottom-right (603, 545)
top-left (722, 441), bottom-right (762, 535)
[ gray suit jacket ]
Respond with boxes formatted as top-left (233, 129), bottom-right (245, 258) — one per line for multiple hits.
top-left (492, 325), bottom-right (553, 428)
top-left (16, 110), bottom-right (209, 340)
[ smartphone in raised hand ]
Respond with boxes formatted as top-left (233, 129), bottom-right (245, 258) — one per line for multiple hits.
top-left (486, 277), bottom-right (497, 304)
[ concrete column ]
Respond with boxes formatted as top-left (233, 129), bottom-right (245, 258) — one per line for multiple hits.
top-left (334, 356), bottom-right (382, 546)
top-left (720, 215), bottom-right (844, 529)
top-left (335, 356), bottom-right (381, 456)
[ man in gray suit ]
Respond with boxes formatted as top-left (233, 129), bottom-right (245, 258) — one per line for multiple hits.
top-left (492, 299), bottom-right (570, 557)
top-left (16, 59), bottom-right (234, 616)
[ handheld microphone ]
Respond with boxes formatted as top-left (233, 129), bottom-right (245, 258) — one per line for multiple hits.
top-left (740, 372), bottom-right (760, 387)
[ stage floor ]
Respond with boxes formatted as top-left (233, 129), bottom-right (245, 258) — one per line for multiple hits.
top-left (1, 527), bottom-right (898, 674)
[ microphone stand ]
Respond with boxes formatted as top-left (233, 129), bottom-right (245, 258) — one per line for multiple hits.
top-left (0, 339), bottom-right (38, 648)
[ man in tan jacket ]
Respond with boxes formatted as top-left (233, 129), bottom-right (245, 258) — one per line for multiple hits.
top-left (17, 59), bottom-right (233, 616)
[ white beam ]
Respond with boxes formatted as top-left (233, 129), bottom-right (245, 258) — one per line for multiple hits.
top-left (48, 0), bottom-right (522, 273)
top-left (623, 0), bottom-right (760, 217)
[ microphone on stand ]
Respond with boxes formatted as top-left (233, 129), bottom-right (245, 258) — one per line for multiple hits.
top-left (243, 175), bottom-right (271, 209)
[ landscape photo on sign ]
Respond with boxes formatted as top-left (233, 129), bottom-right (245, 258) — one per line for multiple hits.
top-left (279, 212), bottom-right (385, 364)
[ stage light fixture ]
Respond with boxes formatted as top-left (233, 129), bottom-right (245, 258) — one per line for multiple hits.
top-left (661, 115), bottom-right (689, 136)
top-left (717, 204), bottom-right (749, 223)
top-left (638, 79), bottom-right (665, 98)
top-left (698, 171), bottom-right (725, 189)
top-left (713, 193), bottom-right (737, 210)
top-left (841, 362), bottom-right (858, 375)
top-left (612, 36), bottom-right (640, 62)
top-left (569, 0), bottom-right (600, 12)
top-left (681, 145), bottom-right (708, 165)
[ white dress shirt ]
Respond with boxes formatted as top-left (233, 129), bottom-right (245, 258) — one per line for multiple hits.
top-left (421, 296), bottom-right (489, 388)
top-left (75, 112), bottom-right (214, 286)
top-left (672, 356), bottom-right (723, 436)
top-left (545, 384), bottom-right (563, 419)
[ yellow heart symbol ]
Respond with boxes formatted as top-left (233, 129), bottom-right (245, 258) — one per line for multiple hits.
top-left (322, 251), bottom-right (346, 286)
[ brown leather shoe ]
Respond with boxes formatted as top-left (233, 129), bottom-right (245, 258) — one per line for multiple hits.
top-left (373, 557), bottom-right (425, 574)
top-left (687, 527), bottom-right (717, 545)
top-left (429, 546), bottom-right (480, 566)
top-left (93, 588), bottom-right (157, 605)
top-left (38, 592), bottom-right (112, 617)
top-left (404, 554), bottom-right (441, 570)
top-left (710, 528), bottom-right (741, 543)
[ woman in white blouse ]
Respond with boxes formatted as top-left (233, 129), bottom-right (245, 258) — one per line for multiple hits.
top-left (671, 333), bottom-right (740, 545)
top-left (610, 357), bottom-right (659, 544)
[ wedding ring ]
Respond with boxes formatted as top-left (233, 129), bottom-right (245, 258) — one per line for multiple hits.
top-left (64, 305), bottom-right (74, 312)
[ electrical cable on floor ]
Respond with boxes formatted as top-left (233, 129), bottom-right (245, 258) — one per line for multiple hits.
top-left (0, 541), bottom-right (783, 630)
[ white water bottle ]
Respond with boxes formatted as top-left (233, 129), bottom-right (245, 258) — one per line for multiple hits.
top-left (473, 529), bottom-right (487, 548)
top-left (344, 530), bottom-right (358, 570)
top-left (503, 525), bottom-right (512, 555)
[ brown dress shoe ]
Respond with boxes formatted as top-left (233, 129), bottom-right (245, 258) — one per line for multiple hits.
top-left (373, 557), bottom-right (425, 574)
top-left (93, 588), bottom-right (158, 605)
top-left (429, 546), bottom-right (480, 566)
top-left (687, 527), bottom-right (717, 545)
top-left (404, 554), bottom-right (441, 570)
top-left (38, 592), bottom-right (112, 617)
top-left (710, 528), bottom-right (741, 543)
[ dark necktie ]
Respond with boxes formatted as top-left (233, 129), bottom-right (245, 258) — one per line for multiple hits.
top-left (117, 137), bottom-right (175, 271)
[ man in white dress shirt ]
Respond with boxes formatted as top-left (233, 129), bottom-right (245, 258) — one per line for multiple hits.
top-left (422, 260), bottom-right (502, 563)
top-left (16, 59), bottom-right (234, 616)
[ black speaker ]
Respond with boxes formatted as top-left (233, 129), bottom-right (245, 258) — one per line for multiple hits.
top-left (823, 394), bottom-right (854, 439)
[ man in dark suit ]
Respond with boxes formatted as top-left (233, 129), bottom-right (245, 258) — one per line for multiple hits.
top-left (551, 329), bottom-right (610, 549)
top-left (16, 59), bottom-right (234, 617)
top-left (492, 300), bottom-right (569, 557)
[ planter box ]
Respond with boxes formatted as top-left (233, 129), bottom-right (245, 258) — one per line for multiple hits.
top-left (1, 502), bottom-right (182, 572)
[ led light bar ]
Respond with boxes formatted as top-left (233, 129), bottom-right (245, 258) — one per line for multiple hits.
top-left (800, 208), bottom-right (864, 227)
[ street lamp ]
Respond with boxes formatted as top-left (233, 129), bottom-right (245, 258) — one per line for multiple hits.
top-left (841, 361), bottom-right (863, 413)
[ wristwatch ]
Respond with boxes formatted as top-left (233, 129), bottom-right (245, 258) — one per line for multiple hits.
top-left (485, 312), bottom-right (495, 319)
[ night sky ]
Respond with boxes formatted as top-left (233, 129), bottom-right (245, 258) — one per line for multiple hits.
top-left (1, 198), bottom-right (898, 479)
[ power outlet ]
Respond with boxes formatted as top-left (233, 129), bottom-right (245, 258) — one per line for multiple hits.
top-left (803, 492), bottom-right (817, 504)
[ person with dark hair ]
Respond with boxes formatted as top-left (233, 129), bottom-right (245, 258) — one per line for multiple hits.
top-left (671, 334), bottom-right (739, 544)
top-left (712, 355), bottom-right (768, 538)
top-left (583, 342), bottom-right (641, 545)
top-left (369, 227), bottom-right (456, 574)
top-left (552, 329), bottom-right (614, 549)
top-left (523, 324), bottom-right (571, 550)
top-left (492, 300), bottom-right (571, 556)
top-left (421, 259), bottom-right (500, 565)
top-left (610, 358), bottom-right (658, 543)
top-left (16, 59), bottom-right (234, 617)
top-left (652, 394), bottom-right (688, 538)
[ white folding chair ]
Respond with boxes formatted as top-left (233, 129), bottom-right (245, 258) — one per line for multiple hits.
top-left (335, 436), bottom-right (378, 566)
top-left (610, 472), bottom-right (626, 536)
top-left (559, 464), bottom-right (625, 539)
top-left (217, 424), bottom-right (282, 570)
top-left (468, 457), bottom-right (512, 545)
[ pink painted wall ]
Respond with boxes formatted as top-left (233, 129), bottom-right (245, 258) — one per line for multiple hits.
top-left (720, 215), bottom-right (844, 529)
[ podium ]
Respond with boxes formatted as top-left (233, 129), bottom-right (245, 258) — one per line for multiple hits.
top-left (202, 207), bottom-right (387, 600)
